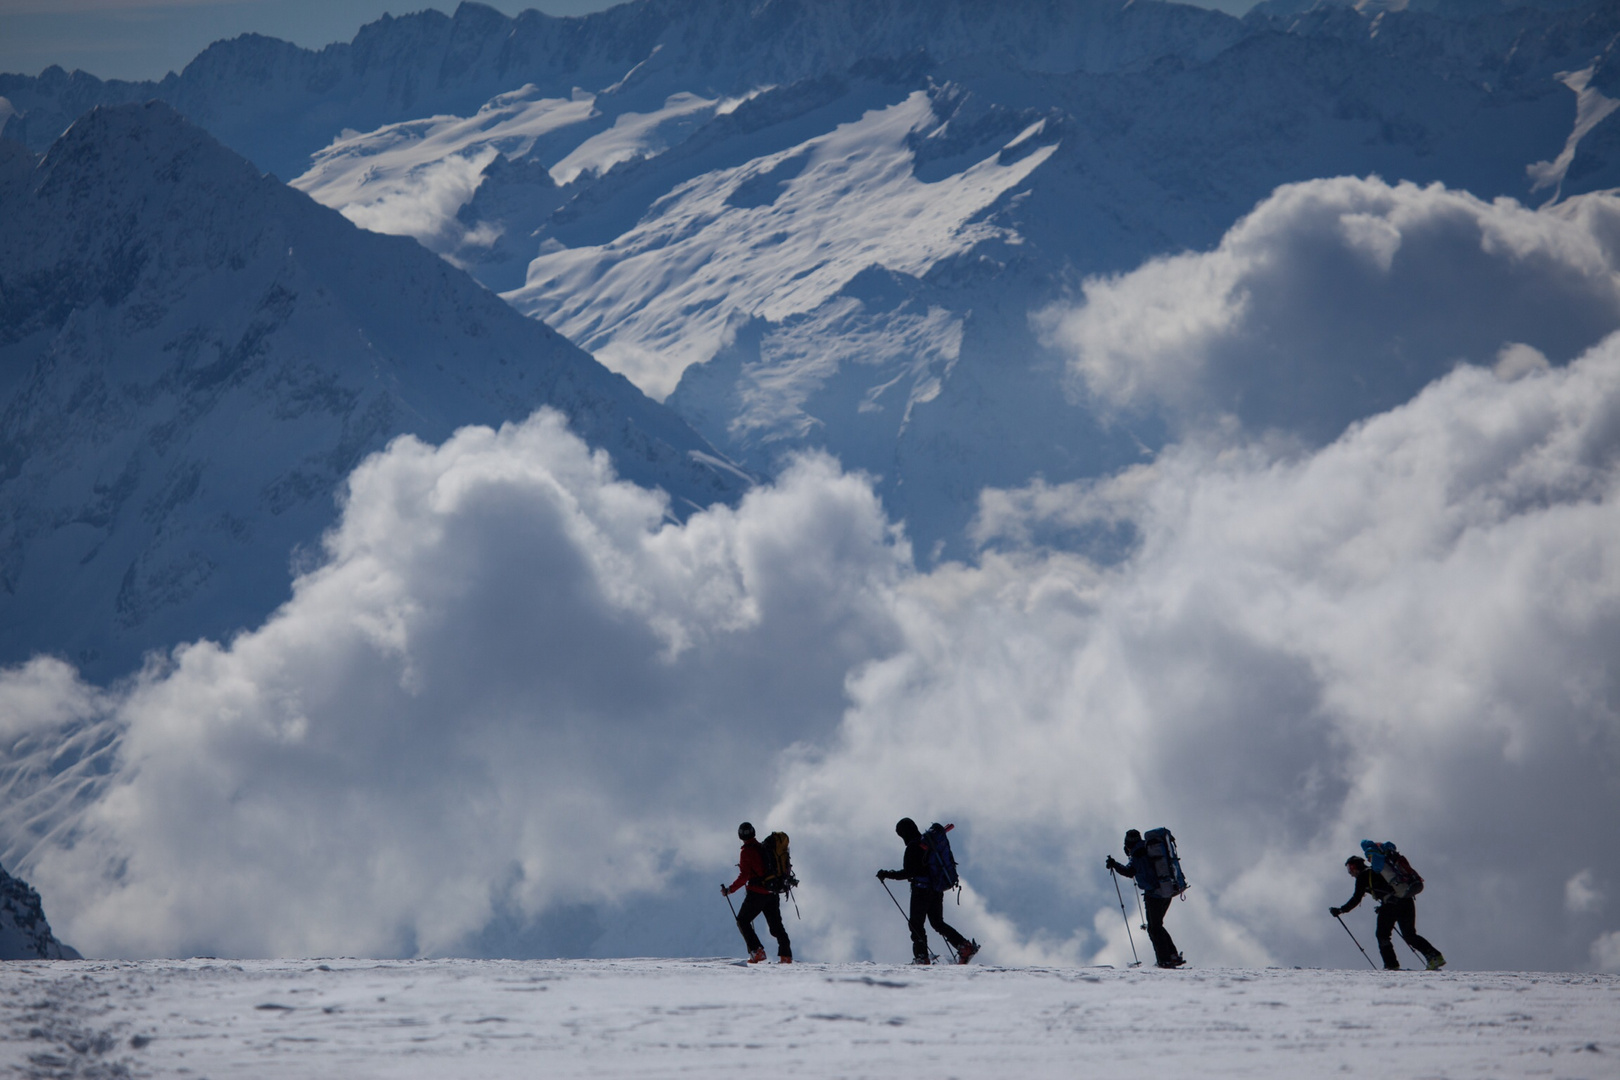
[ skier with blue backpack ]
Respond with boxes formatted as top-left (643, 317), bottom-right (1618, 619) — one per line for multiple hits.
top-left (876, 818), bottom-right (978, 965)
top-left (1330, 841), bottom-right (1445, 971)
top-left (1106, 827), bottom-right (1187, 968)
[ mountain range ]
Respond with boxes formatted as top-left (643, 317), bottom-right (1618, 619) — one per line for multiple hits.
top-left (3, 0), bottom-right (1617, 661)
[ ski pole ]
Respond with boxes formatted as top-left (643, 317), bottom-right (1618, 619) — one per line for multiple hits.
top-left (724, 887), bottom-right (738, 921)
top-left (880, 878), bottom-right (938, 964)
top-left (1334, 913), bottom-right (1376, 969)
top-left (1396, 925), bottom-right (1425, 964)
top-left (880, 878), bottom-right (908, 922)
top-left (1136, 887), bottom-right (1148, 932)
top-left (1111, 867), bottom-right (1142, 967)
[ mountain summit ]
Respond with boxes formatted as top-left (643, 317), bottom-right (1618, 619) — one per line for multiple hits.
top-left (0, 102), bottom-right (743, 679)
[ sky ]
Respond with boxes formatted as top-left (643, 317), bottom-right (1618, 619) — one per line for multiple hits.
top-left (0, 0), bottom-right (1257, 82)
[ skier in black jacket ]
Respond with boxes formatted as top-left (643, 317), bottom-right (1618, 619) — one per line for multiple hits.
top-left (1106, 828), bottom-right (1184, 968)
top-left (876, 817), bottom-right (977, 965)
top-left (1331, 855), bottom-right (1444, 970)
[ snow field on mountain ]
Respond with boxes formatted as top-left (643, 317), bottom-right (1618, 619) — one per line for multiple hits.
top-left (1, 959), bottom-right (1614, 1079)
top-left (505, 91), bottom-right (1054, 398)
top-left (291, 85), bottom-right (739, 260)
top-left (291, 89), bottom-right (596, 248)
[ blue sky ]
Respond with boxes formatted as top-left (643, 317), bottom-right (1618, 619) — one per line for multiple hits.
top-left (0, 0), bottom-right (1255, 82)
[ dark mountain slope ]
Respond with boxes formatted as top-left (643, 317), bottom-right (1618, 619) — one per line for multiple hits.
top-left (0, 102), bottom-right (743, 679)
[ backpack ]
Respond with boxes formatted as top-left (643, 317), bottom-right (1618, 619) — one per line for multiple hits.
top-left (756, 831), bottom-right (798, 894)
top-left (1134, 827), bottom-right (1188, 899)
top-left (922, 822), bottom-right (960, 893)
top-left (1361, 840), bottom-right (1423, 899)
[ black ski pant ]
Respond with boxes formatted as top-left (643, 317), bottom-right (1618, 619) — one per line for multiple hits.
top-left (1145, 894), bottom-right (1180, 966)
top-left (736, 890), bottom-right (791, 958)
top-left (909, 886), bottom-right (969, 961)
top-left (1375, 898), bottom-right (1437, 969)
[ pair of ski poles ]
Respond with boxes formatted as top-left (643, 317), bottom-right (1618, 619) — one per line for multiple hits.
top-left (1334, 911), bottom-right (1425, 969)
top-left (879, 878), bottom-right (951, 963)
top-left (1111, 868), bottom-right (1144, 967)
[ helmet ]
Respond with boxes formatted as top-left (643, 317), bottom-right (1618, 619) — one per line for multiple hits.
top-left (1345, 855), bottom-right (1366, 871)
top-left (895, 817), bottom-right (920, 840)
top-left (738, 822), bottom-right (755, 841)
top-left (1123, 829), bottom-right (1142, 854)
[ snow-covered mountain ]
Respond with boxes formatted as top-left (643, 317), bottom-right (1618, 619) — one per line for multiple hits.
top-left (4, 0), bottom-right (1616, 565)
top-left (0, 0), bottom-right (1247, 180)
top-left (270, 0), bottom-right (1619, 548)
top-left (0, 862), bottom-right (77, 960)
top-left (0, 102), bottom-right (743, 679)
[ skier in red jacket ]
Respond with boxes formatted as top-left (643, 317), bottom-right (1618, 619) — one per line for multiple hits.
top-left (723, 822), bottom-right (791, 963)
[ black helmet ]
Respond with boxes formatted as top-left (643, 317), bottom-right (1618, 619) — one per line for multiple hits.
top-left (895, 817), bottom-right (920, 841)
top-left (1345, 855), bottom-right (1366, 870)
top-left (738, 822), bottom-right (755, 841)
top-left (1123, 829), bottom-right (1142, 854)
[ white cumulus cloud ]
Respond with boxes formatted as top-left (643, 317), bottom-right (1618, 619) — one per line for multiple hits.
top-left (1037, 177), bottom-right (1620, 443)
top-left (9, 415), bottom-right (907, 959)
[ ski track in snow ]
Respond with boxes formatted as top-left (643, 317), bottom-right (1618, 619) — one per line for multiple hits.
top-left (0, 959), bottom-right (1614, 1078)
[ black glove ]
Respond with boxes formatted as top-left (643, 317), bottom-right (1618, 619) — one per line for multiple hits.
top-left (721, 884), bottom-right (730, 896)
top-left (876, 870), bottom-right (889, 881)
top-left (1329, 906), bottom-right (1341, 917)
top-left (1106, 857), bottom-right (1121, 873)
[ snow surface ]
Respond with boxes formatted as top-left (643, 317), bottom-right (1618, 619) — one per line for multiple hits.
top-left (0, 959), bottom-right (1614, 1078)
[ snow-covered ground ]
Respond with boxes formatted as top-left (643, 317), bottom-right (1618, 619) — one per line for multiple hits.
top-left (1, 958), bottom-right (1614, 1079)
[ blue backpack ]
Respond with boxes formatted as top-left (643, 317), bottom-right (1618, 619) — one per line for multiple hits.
top-left (1361, 840), bottom-right (1423, 898)
top-left (1133, 827), bottom-right (1188, 899)
top-left (922, 822), bottom-right (960, 892)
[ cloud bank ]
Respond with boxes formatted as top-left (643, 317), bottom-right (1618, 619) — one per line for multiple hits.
top-left (3, 179), bottom-right (1618, 971)
top-left (1038, 176), bottom-right (1620, 443)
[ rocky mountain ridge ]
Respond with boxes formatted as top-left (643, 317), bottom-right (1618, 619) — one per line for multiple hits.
top-left (0, 861), bottom-right (78, 960)
top-left (0, 0), bottom-right (1247, 181)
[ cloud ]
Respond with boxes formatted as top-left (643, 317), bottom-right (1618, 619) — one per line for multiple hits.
top-left (1566, 870), bottom-right (1602, 915)
top-left (777, 332), bottom-right (1620, 971)
top-left (4, 178), bottom-right (1619, 971)
top-left (8, 415), bottom-right (908, 958)
top-left (1037, 178), bottom-right (1620, 444)
top-left (1594, 930), bottom-right (1620, 972)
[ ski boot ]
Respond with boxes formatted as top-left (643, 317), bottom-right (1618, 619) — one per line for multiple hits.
top-left (956, 940), bottom-right (979, 964)
top-left (747, 948), bottom-right (767, 964)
